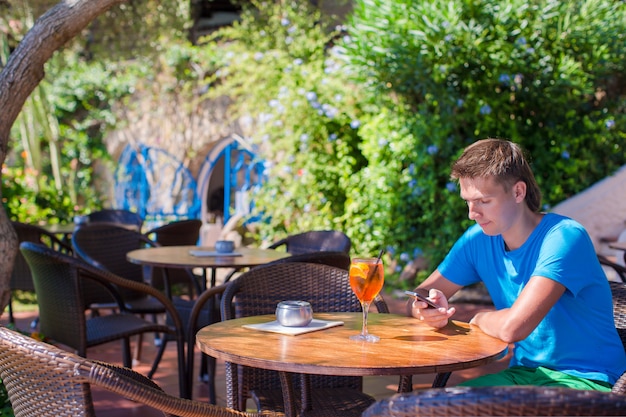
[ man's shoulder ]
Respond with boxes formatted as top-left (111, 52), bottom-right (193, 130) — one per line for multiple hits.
top-left (541, 213), bottom-right (589, 240)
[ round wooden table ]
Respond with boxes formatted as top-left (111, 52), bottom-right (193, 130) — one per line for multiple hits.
top-left (126, 245), bottom-right (289, 288)
top-left (196, 312), bottom-right (509, 416)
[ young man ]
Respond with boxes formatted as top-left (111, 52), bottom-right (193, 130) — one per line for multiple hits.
top-left (409, 138), bottom-right (626, 390)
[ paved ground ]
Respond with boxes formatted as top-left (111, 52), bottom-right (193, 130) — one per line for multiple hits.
top-left (2, 293), bottom-right (509, 416)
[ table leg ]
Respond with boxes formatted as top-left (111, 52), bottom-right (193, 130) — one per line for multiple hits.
top-left (397, 375), bottom-right (413, 392)
top-left (279, 371), bottom-right (297, 417)
top-left (210, 267), bottom-right (217, 288)
top-left (161, 267), bottom-right (172, 300)
top-left (432, 372), bottom-right (451, 387)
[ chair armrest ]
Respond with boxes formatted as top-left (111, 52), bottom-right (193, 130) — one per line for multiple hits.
top-left (77, 260), bottom-right (185, 334)
top-left (185, 283), bottom-right (229, 398)
top-left (598, 254), bottom-right (626, 283)
top-left (268, 237), bottom-right (287, 250)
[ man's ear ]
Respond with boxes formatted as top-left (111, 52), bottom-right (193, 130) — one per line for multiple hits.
top-left (513, 181), bottom-right (527, 203)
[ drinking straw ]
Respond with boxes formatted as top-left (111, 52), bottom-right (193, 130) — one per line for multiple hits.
top-left (368, 248), bottom-right (385, 279)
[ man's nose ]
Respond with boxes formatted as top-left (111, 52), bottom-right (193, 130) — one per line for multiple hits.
top-left (467, 202), bottom-right (480, 220)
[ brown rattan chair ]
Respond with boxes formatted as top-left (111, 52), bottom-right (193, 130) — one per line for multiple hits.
top-left (361, 385), bottom-right (626, 416)
top-left (0, 326), bottom-right (280, 417)
top-left (19, 241), bottom-right (188, 398)
top-left (71, 223), bottom-right (166, 316)
top-left (610, 280), bottom-right (626, 393)
top-left (86, 208), bottom-right (143, 230)
top-left (71, 222), bottom-right (168, 366)
top-left (264, 251), bottom-right (390, 314)
top-left (219, 262), bottom-right (376, 416)
top-left (143, 218), bottom-right (203, 297)
top-left (8, 221), bottom-right (73, 326)
top-left (268, 230), bottom-right (351, 255)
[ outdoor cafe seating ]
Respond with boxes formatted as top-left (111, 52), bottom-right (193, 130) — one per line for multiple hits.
top-left (71, 222), bottom-right (170, 311)
top-left (184, 251), bottom-right (368, 405)
top-left (18, 241), bottom-right (188, 398)
top-left (0, 326), bottom-right (278, 417)
top-left (218, 261), bottom-right (379, 416)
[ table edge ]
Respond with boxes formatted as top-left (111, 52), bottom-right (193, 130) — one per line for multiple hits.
top-left (196, 313), bottom-right (509, 376)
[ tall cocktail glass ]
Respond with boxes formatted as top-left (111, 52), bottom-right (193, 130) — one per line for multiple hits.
top-left (349, 257), bottom-right (384, 342)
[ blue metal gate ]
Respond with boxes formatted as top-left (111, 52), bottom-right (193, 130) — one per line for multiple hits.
top-left (113, 136), bottom-right (264, 227)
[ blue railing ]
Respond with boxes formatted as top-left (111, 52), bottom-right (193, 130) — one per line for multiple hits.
top-left (113, 136), bottom-right (264, 226)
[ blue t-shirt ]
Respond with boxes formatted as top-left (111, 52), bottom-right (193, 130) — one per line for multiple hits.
top-left (438, 213), bottom-right (626, 384)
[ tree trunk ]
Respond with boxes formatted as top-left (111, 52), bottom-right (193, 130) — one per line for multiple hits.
top-left (0, 0), bottom-right (127, 316)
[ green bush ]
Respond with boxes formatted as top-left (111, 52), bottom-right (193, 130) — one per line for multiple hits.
top-left (203, 0), bottom-right (368, 241)
top-left (206, 0), bottom-right (625, 287)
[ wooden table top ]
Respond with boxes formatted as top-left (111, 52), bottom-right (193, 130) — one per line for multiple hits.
top-left (41, 223), bottom-right (76, 235)
top-left (126, 245), bottom-right (289, 269)
top-left (196, 312), bottom-right (509, 376)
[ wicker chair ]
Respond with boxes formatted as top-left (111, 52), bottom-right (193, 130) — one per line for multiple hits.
top-left (71, 223), bottom-right (166, 316)
top-left (86, 208), bottom-right (144, 231)
top-left (219, 262), bottom-right (376, 416)
top-left (610, 280), bottom-right (626, 393)
top-left (143, 218), bottom-right (203, 297)
top-left (19, 241), bottom-right (188, 398)
top-left (361, 386), bottom-right (626, 416)
top-left (268, 230), bottom-right (351, 255)
top-left (264, 251), bottom-right (390, 314)
top-left (8, 221), bottom-right (73, 326)
top-left (0, 326), bottom-right (280, 417)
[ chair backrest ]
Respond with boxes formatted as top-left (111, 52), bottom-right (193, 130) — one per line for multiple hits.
top-left (264, 251), bottom-right (389, 313)
top-left (144, 219), bottom-right (202, 294)
top-left (86, 209), bottom-right (143, 231)
top-left (19, 241), bottom-right (93, 353)
top-left (144, 219), bottom-right (202, 246)
top-left (0, 326), bottom-right (276, 417)
top-left (72, 223), bottom-right (156, 303)
top-left (362, 386), bottom-right (626, 416)
top-left (220, 261), bottom-right (362, 410)
top-left (10, 221), bottom-right (72, 292)
top-left (222, 262), bottom-right (361, 320)
top-left (268, 230), bottom-right (351, 255)
top-left (266, 250), bottom-right (351, 270)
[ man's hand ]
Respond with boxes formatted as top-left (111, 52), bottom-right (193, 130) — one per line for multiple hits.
top-left (409, 289), bottom-right (456, 329)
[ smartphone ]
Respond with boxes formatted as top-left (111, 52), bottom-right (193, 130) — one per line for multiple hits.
top-left (404, 290), bottom-right (441, 309)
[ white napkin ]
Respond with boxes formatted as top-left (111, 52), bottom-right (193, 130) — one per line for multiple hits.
top-left (189, 250), bottom-right (242, 257)
top-left (243, 319), bottom-right (344, 336)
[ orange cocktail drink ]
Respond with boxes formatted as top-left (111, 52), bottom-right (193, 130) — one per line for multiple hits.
top-left (349, 258), bottom-right (384, 302)
top-left (349, 257), bottom-right (384, 342)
